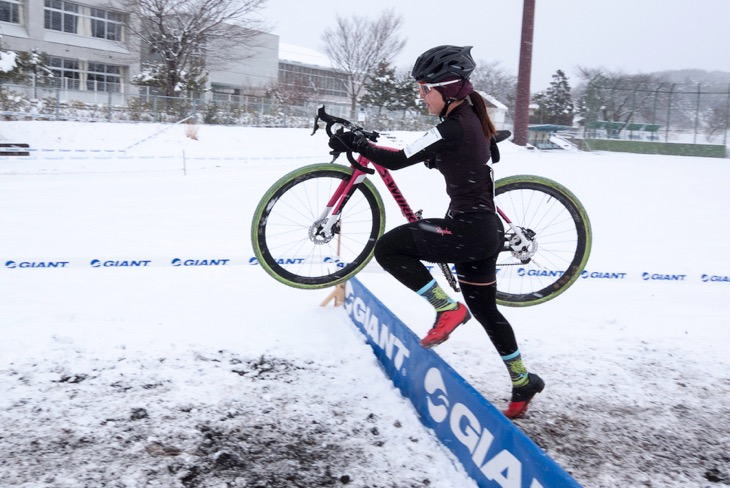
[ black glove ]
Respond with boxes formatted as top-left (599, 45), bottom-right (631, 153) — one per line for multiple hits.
top-left (328, 131), bottom-right (369, 154)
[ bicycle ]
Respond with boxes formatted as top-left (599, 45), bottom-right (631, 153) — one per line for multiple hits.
top-left (251, 106), bottom-right (592, 307)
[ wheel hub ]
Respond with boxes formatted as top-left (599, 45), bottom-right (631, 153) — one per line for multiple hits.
top-left (309, 219), bottom-right (339, 245)
top-left (509, 227), bottom-right (538, 263)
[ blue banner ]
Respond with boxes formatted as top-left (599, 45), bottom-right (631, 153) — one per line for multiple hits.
top-left (344, 277), bottom-right (582, 488)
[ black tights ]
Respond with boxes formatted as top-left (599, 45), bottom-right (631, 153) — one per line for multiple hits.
top-left (459, 282), bottom-right (518, 356)
top-left (373, 212), bottom-right (519, 356)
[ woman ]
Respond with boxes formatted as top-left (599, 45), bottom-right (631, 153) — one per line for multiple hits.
top-left (328, 45), bottom-right (543, 419)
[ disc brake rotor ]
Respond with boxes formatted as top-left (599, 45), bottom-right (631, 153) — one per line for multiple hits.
top-left (509, 228), bottom-right (538, 262)
top-left (309, 218), bottom-right (339, 245)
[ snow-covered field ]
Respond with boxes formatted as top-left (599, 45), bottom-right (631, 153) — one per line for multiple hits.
top-left (1, 120), bottom-right (729, 488)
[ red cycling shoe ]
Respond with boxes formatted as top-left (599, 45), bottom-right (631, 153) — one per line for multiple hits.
top-left (503, 373), bottom-right (545, 419)
top-left (420, 303), bottom-right (471, 349)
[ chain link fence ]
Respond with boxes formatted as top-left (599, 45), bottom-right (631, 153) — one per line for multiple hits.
top-left (0, 82), bottom-right (434, 133)
top-left (7, 80), bottom-right (725, 156)
top-left (580, 81), bottom-right (730, 148)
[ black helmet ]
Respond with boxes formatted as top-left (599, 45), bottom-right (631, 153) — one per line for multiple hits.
top-left (411, 45), bottom-right (476, 83)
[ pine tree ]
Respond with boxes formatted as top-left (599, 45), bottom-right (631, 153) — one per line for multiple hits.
top-left (360, 61), bottom-right (399, 114)
top-left (392, 70), bottom-right (420, 115)
top-left (533, 70), bottom-right (574, 126)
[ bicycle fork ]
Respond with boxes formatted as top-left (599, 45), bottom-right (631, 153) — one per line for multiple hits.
top-left (313, 170), bottom-right (369, 240)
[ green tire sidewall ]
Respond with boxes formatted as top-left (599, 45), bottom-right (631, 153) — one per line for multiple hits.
top-left (495, 174), bottom-right (593, 306)
top-left (251, 163), bottom-right (385, 289)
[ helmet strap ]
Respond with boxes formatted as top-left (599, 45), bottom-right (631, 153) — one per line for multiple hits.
top-left (439, 99), bottom-right (453, 120)
top-left (437, 79), bottom-right (469, 119)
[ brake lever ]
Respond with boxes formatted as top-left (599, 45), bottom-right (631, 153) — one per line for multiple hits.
top-left (314, 105), bottom-right (375, 174)
top-left (328, 150), bottom-right (341, 163)
top-left (311, 113), bottom-right (321, 136)
top-left (312, 105), bottom-right (332, 136)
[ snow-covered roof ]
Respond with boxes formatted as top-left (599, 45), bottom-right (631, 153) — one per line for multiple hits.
top-left (278, 43), bottom-right (333, 69)
top-left (477, 90), bottom-right (508, 111)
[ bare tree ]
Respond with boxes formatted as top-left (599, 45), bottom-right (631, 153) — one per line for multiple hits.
top-left (471, 60), bottom-right (517, 114)
top-left (575, 67), bottom-right (663, 127)
top-left (321, 9), bottom-right (405, 119)
top-left (704, 105), bottom-right (729, 142)
top-left (114, 0), bottom-right (268, 97)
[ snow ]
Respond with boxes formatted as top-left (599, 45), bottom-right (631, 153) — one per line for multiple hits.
top-left (1, 120), bottom-right (729, 488)
top-left (278, 42), bottom-right (333, 69)
top-left (0, 50), bottom-right (17, 73)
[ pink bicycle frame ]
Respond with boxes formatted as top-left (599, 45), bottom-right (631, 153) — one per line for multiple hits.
top-left (325, 152), bottom-right (529, 245)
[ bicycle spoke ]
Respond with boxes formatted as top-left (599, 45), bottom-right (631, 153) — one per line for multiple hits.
top-left (252, 165), bottom-right (384, 288)
top-left (494, 176), bottom-right (591, 307)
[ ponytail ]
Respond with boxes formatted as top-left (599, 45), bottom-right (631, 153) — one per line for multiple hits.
top-left (468, 92), bottom-right (496, 141)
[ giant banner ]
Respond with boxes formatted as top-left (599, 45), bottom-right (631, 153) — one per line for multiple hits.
top-left (4, 256), bottom-right (728, 284)
top-left (344, 277), bottom-right (582, 488)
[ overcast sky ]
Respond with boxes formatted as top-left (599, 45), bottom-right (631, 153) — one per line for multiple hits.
top-left (262, 0), bottom-right (730, 91)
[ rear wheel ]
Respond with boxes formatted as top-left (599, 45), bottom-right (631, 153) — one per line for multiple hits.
top-left (494, 175), bottom-right (592, 307)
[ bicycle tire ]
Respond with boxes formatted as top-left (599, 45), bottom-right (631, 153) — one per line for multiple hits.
top-left (251, 163), bottom-right (385, 289)
top-left (494, 174), bottom-right (592, 307)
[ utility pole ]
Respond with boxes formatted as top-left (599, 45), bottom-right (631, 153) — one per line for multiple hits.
top-left (513, 0), bottom-right (536, 146)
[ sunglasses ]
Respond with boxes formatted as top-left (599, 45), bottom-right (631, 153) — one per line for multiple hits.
top-left (417, 79), bottom-right (461, 97)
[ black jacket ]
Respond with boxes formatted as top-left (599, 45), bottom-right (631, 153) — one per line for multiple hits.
top-left (357, 102), bottom-right (495, 214)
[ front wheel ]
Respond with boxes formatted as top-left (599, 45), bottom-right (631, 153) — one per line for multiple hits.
top-left (494, 175), bottom-right (592, 307)
top-left (251, 164), bottom-right (385, 289)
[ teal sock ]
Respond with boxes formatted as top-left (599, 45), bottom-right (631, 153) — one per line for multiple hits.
top-left (417, 279), bottom-right (458, 312)
top-left (502, 350), bottom-right (529, 388)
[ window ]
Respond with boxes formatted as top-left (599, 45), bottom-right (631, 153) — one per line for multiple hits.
top-left (47, 56), bottom-right (81, 90)
top-left (44, 2), bottom-right (125, 40)
top-left (44, 0), bottom-right (79, 34)
top-left (47, 57), bottom-right (125, 93)
top-left (87, 62), bottom-right (121, 92)
top-left (90, 8), bottom-right (123, 41)
top-left (211, 84), bottom-right (241, 103)
top-left (0, 0), bottom-right (21, 23)
top-left (278, 63), bottom-right (348, 98)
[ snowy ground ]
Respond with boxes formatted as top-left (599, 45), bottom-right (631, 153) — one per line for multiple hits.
top-left (1, 121), bottom-right (729, 488)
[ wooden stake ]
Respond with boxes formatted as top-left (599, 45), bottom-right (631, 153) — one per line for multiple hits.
top-left (320, 218), bottom-right (346, 307)
top-left (320, 282), bottom-right (346, 307)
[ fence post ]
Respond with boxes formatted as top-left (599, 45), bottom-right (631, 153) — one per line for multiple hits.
top-left (665, 84), bottom-right (675, 143)
top-left (724, 83), bottom-right (730, 148)
top-left (651, 84), bottom-right (662, 125)
top-left (55, 88), bottom-right (60, 120)
top-left (693, 84), bottom-right (701, 144)
top-left (108, 90), bottom-right (113, 121)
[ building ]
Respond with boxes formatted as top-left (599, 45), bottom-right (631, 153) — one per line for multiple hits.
top-left (207, 30), bottom-right (279, 102)
top-left (1, 0), bottom-right (140, 103)
top-left (477, 91), bottom-right (509, 129)
top-left (276, 43), bottom-right (349, 112)
top-left (0, 1), bottom-right (349, 109)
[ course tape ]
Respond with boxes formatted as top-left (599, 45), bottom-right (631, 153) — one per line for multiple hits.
top-left (344, 277), bottom-right (582, 488)
top-left (1, 257), bottom-right (238, 269)
top-left (1, 256), bottom-right (727, 284)
top-left (0, 147), bottom-right (320, 161)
